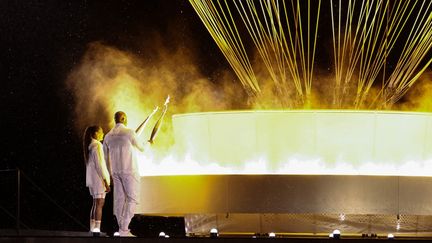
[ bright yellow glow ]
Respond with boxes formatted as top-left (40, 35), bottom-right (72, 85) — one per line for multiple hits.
top-left (189, 0), bottom-right (432, 108)
top-left (66, 42), bottom-right (241, 151)
top-left (137, 110), bottom-right (432, 177)
top-left (108, 73), bottom-right (151, 129)
top-left (65, 41), bottom-right (432, 178)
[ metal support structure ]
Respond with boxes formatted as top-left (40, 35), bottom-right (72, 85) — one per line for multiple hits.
top-left (16, 168), bottom-right (20, 235)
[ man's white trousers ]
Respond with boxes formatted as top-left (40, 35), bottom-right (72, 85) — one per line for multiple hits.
top-left (112, 173), bottom-right (140, 231)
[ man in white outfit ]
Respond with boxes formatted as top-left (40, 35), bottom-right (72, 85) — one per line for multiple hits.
top-left (104, 97), bottom-right (169, 236)
top-left (103, 111), bottom-right (144, 236)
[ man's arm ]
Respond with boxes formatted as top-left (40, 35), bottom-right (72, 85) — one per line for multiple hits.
top-left (135, 106), bottom-right (159, 136)
top-left (131, 131), bottom-right (146, 152)
top-left (103, 139), bottom-right (112, 177)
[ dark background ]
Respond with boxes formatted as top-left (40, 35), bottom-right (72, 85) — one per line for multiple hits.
top-left (0, 0), bottom-right (224, 232)
top-left (1, 0), bottom-right (431, 233)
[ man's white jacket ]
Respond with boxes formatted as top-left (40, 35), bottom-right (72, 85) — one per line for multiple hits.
top-left (103, 123), bottom-right (146, 177)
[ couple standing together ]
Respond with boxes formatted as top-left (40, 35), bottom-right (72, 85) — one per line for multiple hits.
top-left (83, 97), bottom-right (169, 236)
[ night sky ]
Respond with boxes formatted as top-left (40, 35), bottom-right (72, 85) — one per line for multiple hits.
top-left (1, 0), bottom-right (432, 233)
top-left (0, 0), bottom-right (227, 232)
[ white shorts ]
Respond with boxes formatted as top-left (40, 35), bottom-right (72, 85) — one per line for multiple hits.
top-left (89, 187), bottom-right (106, 199)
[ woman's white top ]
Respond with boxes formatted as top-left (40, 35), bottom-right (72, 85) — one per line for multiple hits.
top-left (86, 139), bottom-right (110, 189)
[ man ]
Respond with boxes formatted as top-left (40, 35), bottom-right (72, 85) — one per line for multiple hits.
top-left (104, 97), bottom-right (169, 236)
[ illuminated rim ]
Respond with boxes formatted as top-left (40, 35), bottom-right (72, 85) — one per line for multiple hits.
top-left (169, 110), bottom-right (432, 176)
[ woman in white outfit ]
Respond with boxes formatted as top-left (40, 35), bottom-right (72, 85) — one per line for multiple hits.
top-left (83, 126), bottom-right (111, 232)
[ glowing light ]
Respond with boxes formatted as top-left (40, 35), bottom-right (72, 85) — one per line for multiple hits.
top-left (137, 111), bottom-right (432, 177)
top-left (189, 0), bottom-right (432, 108)
top-left (268, 232), bottom-right (276, 238)
top-left (332, 229), bottom-right (341, 239)
top-left (210, 228), bottom-right (218, 238)
top-left (210, 228), bottom-right (218, 234)
top-left (396, 219), bottom-right (401, 230)
top-left (66, 9), bottom-right (432, 180)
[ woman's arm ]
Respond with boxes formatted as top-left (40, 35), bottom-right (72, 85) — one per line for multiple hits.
top-left (95, 143), bottom-right (110, 186)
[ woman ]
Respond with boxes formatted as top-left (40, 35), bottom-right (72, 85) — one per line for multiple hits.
top-left (83, 126), bottom-right (111, 232)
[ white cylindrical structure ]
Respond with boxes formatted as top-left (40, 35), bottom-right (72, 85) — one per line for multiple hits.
top-left (138, 110), bottom-right (432, 235)
top-left (172, 110), bottom-right (432, 175)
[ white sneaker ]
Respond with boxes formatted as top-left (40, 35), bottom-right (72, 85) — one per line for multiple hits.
top-left (119, 230), bottom-right (135, 237)
top-left (91, 228), bottom-right (101, 237)
top-left (92, 228), bottom-right (101, 233)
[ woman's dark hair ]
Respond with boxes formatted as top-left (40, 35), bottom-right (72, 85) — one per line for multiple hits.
top-left (83, 126), bottom-right (101, 164)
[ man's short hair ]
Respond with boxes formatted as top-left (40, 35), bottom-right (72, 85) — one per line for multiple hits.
top-left (114, 111), bottom-right (126, 123)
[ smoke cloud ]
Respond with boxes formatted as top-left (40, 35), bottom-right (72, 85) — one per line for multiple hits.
top-left (66, 41), bottom-right (246, 153)
top-left (397, 71), bottom-right (432, 112)
top-left (65, 37), bottom-right (432, 175)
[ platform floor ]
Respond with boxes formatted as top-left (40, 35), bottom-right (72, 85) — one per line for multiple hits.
top-left (2, 236), bottom-right (432, 243)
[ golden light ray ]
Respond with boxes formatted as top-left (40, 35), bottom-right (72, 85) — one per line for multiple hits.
top-left (190, 0), bottom-right (432, 109)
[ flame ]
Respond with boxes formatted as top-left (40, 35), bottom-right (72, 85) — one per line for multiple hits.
top-left (137, 149), bottom-right (432, 177)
